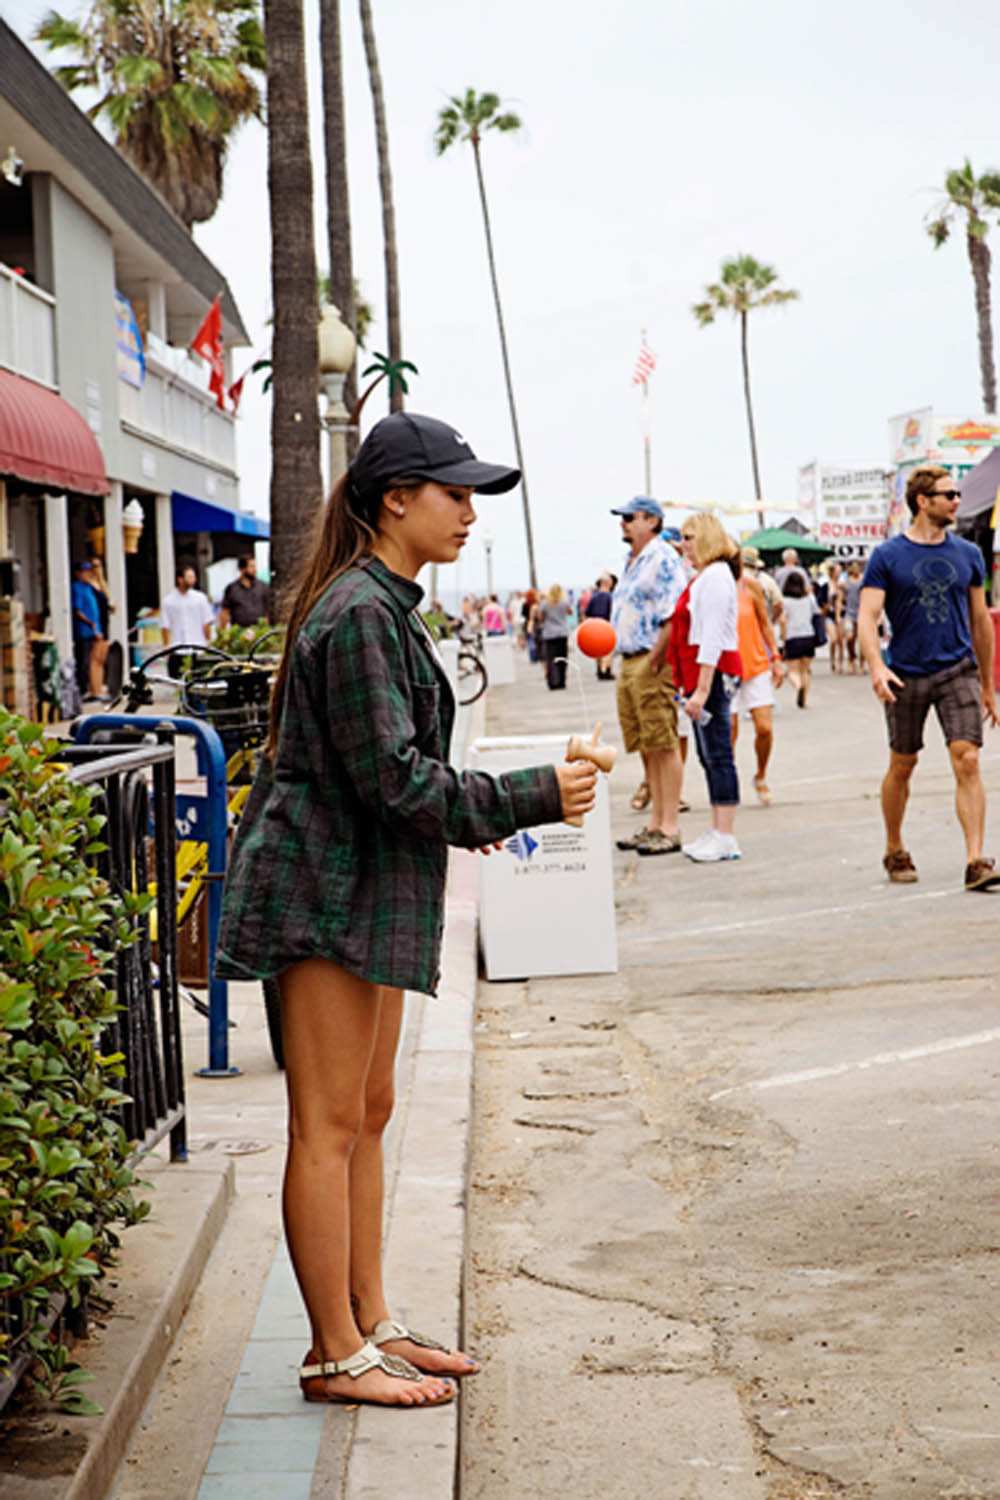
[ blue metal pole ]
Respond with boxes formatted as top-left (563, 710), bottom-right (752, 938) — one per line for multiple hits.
top-left (72, 714), bottom-right (240, 1077)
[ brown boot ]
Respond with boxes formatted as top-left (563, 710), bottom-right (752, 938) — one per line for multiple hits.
top-left (883, 849), bottom-right (918, 883)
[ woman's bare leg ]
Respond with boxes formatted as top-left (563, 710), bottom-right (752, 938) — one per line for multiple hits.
top-left (280, 958), bottom-right (450, 1405)
top-left (349, 988), bottom-right (479, 1376)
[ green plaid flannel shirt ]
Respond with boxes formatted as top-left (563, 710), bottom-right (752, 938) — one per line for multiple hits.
top-left (216, 556), bottom-right (563, 995)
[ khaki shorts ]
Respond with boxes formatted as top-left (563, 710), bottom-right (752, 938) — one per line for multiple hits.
top-left (616, 652), bottom-right (678, 754)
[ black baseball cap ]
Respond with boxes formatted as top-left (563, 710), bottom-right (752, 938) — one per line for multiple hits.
top-left (348, 413), bottom-right (520, 514)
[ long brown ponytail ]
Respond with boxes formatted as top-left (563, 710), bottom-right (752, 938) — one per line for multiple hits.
top-left (266, 475), bottom-right (374, 757)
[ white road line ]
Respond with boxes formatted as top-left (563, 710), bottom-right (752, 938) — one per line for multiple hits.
top-left (778, 748), bottom-right (1000, 790)
top-left (621, 884), bottom-right (959, 946)
top-left (710, 1026), bottom-right (1000, 1101)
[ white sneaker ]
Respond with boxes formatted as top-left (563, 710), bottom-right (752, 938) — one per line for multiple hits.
top-left (681, 830), bottom-right (715, 858)
top-left (683, 830), bottom-right (742, 862)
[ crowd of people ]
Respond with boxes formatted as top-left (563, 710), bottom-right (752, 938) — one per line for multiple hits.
top-left (453, 478), bottom-right (998, 883)
top-left (198, 410), bottom-right (1000, 1419)
top-left (70, 552), bottom-right (271, 704)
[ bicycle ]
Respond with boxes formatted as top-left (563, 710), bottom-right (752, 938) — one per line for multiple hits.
top-left (454, 623), bottom-right (488, 706)
top-left (110, 642), bottom-right (288, 1067)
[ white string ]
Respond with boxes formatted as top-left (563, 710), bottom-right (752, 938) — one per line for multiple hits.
top-left (554, 650), bottom-right (591, 732)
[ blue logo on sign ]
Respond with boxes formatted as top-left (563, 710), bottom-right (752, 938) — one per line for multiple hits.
top-left (505, 830), bottom-right (539, 862)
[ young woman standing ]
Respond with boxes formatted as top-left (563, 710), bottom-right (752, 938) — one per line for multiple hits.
top-left (217, 414), bottom-right (597, 1410)
top-left (669, 514), bottom-right (744, 862)
top-left (538, 583), bottom-right (571, 689)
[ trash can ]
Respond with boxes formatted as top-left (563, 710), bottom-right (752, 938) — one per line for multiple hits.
top-left (483, 634), bottom-right (516, 686)
top-left (469, 733), bottom-right (618, 980)
top-left (437, 638), bottom-right (459, 696)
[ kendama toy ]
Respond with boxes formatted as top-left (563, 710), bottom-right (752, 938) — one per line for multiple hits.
top-left (564, 722), bottom-right (617, 827)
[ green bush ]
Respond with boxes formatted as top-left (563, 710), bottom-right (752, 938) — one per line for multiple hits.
top-left (0, 710), bottom-right (150, 1412)
top-left (212, 620), bottom-right (284, 658)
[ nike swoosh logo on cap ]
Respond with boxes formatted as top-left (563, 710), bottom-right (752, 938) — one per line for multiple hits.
top-left (453, 432), bottom-right (467, 445)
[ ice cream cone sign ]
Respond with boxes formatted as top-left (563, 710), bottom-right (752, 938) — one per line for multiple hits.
top-left (564, 722), bottom-right (617, 827)
top-left (122, 498), bottom-right (145, 554)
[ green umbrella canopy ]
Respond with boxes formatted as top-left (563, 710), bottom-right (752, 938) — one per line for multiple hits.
top-left (741, 526), bottom-right (834, 565)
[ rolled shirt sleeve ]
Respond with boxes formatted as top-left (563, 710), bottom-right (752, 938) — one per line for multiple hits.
top-left (317, 600), bottom-right (564, 847)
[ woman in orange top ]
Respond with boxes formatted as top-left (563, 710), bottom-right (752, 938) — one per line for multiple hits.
top-left (730, 569), bottom-right (784, 805)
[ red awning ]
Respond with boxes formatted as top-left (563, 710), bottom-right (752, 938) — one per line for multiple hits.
top-left (0, 368), bottom-right (109, 497)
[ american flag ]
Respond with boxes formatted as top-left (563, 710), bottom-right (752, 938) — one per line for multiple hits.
top-left (632, 336), bottom-right (657, 387)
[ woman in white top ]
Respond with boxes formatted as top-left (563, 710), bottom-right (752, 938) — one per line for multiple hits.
top-left (670, 515), bottom-right (743, 862)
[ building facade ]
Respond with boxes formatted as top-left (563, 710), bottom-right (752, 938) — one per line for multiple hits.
top-left (0, 19), bottom-right (265, 705)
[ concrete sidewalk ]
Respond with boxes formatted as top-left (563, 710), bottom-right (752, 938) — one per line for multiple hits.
top-left (4, 695), bottom-right (484, 1499)
top-left (462, 650), bottom-right (1000, 1500)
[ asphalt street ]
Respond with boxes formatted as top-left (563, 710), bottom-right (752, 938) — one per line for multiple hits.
top-left (461, 647), bottom-right (1000, 1500)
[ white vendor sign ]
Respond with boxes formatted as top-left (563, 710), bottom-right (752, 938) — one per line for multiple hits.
top-left (798, 463), bottom-right (891, 561)
top-left (469, 733), bottom-right (618, 981)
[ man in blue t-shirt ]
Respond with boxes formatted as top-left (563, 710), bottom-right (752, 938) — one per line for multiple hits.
top-left (858, 465), bottom-right (999, 891)
top-left (71, 559), bottom-right (103, 698)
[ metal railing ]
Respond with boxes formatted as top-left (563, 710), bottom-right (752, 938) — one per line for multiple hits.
top-left (0, 264), bottom-right (57, 388)
top-left (61, 741), bottom-right (187, 1162)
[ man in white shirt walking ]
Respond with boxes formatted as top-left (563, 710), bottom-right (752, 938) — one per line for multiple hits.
top-left (161, 565), bottom-right (214, 647)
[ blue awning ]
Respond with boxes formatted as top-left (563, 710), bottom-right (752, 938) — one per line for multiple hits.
top-left (171, 490), bottom-right (270, 539)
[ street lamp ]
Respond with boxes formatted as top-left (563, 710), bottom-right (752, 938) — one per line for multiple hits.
top-left (318, 303), bottom-right (357, 487)
top-left (482, 528), bottom-right (495, 597)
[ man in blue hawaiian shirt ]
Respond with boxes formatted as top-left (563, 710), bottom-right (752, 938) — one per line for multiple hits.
top-left (610, 498), bottom-right (688, 856)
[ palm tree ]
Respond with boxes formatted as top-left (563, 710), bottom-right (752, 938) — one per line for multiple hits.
top-left (434, 89), bottom-right (538, 589)
top-left (926, 161), bottom-right (1000, 414)
top-left (318, 0), bottom-right (358, 450)
top-left (359, 0), bottom-right (403, 414)
top-left (35, 0), bottom-right (265, 230)
top-left (351, 352), bottom-right (419, 425)
top-left (263, 0), bottom-right (323, 606)
top-left (693, 255), bottom-right (799, 526)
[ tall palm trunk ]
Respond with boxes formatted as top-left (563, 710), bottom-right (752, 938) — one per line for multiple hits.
top-left (264, 0), bottom-right (323, 608)
top-left (470, 137), bottom-right (538, 590)
top-left (967, 229), bottom-right (997, 413)
top-left (319, 0), bottom-right (358, 458)
top-left (740, 309), bottom-right (765, 528)
top-left (358, 0), bottom-right (403, 415)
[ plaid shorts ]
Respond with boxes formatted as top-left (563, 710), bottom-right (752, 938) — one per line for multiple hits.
top-left (885, 656), bottom-right (983, 755)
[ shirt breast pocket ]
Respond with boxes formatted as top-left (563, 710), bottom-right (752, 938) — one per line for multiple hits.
top-left (411, 681), bottom-right (443, 756)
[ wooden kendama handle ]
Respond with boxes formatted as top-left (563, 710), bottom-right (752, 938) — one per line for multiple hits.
top-left (564, 723), bottom-right (617, 826)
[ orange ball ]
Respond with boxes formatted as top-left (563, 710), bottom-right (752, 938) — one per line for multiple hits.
top-left (576, 618), bottom-right (617, 659)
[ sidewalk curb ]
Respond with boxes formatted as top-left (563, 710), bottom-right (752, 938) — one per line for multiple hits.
top-left (342, 695), bottom-right (485, 1499)
top-left (2, 1157), bottom-right (234, 1500)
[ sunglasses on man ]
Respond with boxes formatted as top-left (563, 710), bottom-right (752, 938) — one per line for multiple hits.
top-left (935, 489), bottom-right (961, 501)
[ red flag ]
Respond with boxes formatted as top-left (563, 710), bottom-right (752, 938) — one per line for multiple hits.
top-left (190, 294), bottom-right (226, 409)
top-left (632, 336), bottom-right (657, 387)
top-left (227, 373), bottom-right (246, 412)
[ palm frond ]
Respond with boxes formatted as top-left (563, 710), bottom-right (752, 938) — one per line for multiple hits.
top-left (113, 53), bottom-right (163, 88)
top-left (490, 111), bottom-right (522, 133)
top-left (34, 11), bottom-right (87, 49)
top-left (55, 62), bottom-right (98, 91)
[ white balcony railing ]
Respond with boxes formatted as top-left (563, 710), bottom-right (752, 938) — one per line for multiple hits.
top-left (0, 264), bottom-right (57, 388)
top-left (118, 332), bottom-right (237, 473)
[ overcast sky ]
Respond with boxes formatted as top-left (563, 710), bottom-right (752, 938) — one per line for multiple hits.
top-left (8, 0), bottom-right (998, 593)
